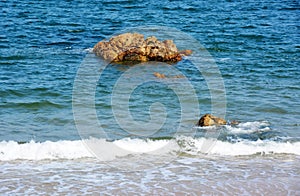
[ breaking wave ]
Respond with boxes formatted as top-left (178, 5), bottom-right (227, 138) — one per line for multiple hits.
top-left (0, 138), bottom-right (299, 161)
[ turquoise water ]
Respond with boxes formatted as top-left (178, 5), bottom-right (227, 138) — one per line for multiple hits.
top-left (0, 0), bottom-right (299, 194)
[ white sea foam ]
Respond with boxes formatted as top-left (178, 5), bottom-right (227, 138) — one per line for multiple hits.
top-left (0, 136), bottom-right (300, 161)
top-left (113, 138), bottom-right (172, 153)
top-left (0, 140), bottom-right (94, 161)
top-left (196, 121), bottom-right (271, 134)
top-left (82, 137), bottom-right (179, 161)
top-left (190, 137), bottom-right (300, 156)
top-left (84, 47), bottom-right (94, 53)
top-left (0, 138), bottom-right (177, 161)
top-left (226, 121), bottom-right (271, 134)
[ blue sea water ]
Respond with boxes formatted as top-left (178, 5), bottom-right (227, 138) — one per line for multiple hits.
top-left (0, 0), bottom-right (299, 194)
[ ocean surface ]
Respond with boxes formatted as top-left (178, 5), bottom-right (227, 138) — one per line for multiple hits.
top-left (0, 0), bottom-right (299, 195)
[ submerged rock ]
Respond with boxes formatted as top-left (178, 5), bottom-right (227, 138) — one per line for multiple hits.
top-left (197, 114), bottom-right (227, 127)
top-left (153, 72), bottom-right (166, 79)
top-left (153, 72), bottom-right (184, 79)
top-left (93, 33), bottom-right (191, 63)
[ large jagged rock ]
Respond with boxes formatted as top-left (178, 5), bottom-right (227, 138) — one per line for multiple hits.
top-left (197, 114), bottom-right (227, 127)
top-left (93, 33), bottom-right (191, 63)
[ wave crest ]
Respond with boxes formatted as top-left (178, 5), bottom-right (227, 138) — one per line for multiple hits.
top-left (1, 136), bottom-right (300, 161)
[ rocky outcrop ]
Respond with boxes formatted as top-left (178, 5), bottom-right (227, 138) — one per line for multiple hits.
top-left (197, 114), bottom-right (227, 127)
top-left (93, 33), bottom-right (191, 63)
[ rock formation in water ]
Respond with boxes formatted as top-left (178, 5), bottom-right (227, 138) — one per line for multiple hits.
top-left (93, 33), bottom-right (192, 63)
top-left (153, 72), bottom-right (166, 79)
top-left (153, 72), bottom-right (185, 79)
top-left (197, 114), bottom-right (227, 127)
